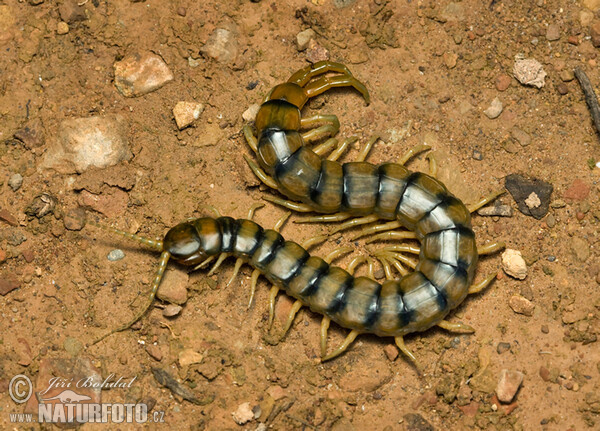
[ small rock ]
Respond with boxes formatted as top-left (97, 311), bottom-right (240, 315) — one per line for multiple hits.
top-left (8, 174), bottom-right (23, 191)
top-left (539, 366), bottom-right (550, 381)
top-left (556, 83), bottom-right (568, 95)
top-left (296, 28), bottom-right (315, 51)
top-left (524, 192), bottom-right (541, 209)
top-left (178, 349), bottom-right (203, 367)
top-left (472, 149), bottom-right (483, 160)
top-left (242, 104), bottom-right (260, 122)
top-left (546, 24), bottom-right (560, 41)
top-left (591, 20), bottom-right (600, 48)
top-left (567, 35), bottom-right (579, 45)
top-left (495, 74), bottom-right (511, 91)
top-left (0, 274), bottom-right (20, 295)
top-left (483, 97), bottom-right (503, 119)
top-left (267, 385), bottom-right (286, 401)
top-left (42, 115), bottom-right (131, 174)
top-left (107, 249), bottom-right (125, 261)
top-left (56, 21), bottom-right (69, 35)
top-left (22, 248), bottom-right (34, 263)
top-left (497, 342), bottom-right (511, 354)
top-left (306, 39), bottom-right (329, 63)
top-left (0, 208), bottom-right (18, 226)
top-left (403, 413), bottom-right (434, 431)
top-left (564, 179), bottom-right (590, 201)
top-left (478, 204), bottom-right (513, 217)
top-left (541, 324), bottom-right (549, 334)
top-left (25, 193), bottom-right (57, 218)
top-left (339, 361), bottom-right (391, 392)
top-left (163, 304), bottom-right (182, 317)
top-left (114, 52), bottom-right (174, 97)
top-left (63, 337), bottom-right (84, 356)
top-left (511, 126), bottom-right (531, 146)
top-left (509, 295), bottom-right (534, 316)
top-left (173, 102), bottom-right (204, 130)
top-left (571, 237), bottom-right (590, 262)
top-left (505, 174), bottom-right (553, 219)
top-left (513, 56), bottom-right (546, 88)
top-left (202, 28), bottom-right (238, 63)
top-left (145, 344), bottom-right (163, 361)
top-left (502, 249), bottom-right (528, 280)
top-left (560, 70), bottom-right (575, 82)
top-left (176, 6), bottom-right (186, 16)
top-left (384, 344), bottom-right (399, 361)
top-left (157, 268), bottom-right (188, 304)
top-left (64, 209), bottom-right (85, 231)
top-left (443, 52), bottom-right (458, 69)
top-left (0, 249), bottom-right (6, 263)
top-left (58, 0), bottom-right (86, 23)
top-left (496, 369), bottom-right (524, 403)
top-left (79, 189), bottom-right (128, 219)
top-left (232, 402), bottom-right (254, 425)
top-left (14, 118), bottom-right (45, 149)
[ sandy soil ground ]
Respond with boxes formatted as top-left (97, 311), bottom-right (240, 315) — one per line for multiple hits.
top-left (1, 0), bottom-right (600, 430)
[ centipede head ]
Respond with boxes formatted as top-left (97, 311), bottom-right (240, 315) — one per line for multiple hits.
top-left (163, 222), bottom-right (208, 266)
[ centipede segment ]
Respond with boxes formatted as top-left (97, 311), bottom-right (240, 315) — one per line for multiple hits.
top-left (243, 61), bottom-right (505, 364)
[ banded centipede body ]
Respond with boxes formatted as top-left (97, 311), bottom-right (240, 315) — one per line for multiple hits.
top-left (242, 61), bottom-right (505, 363)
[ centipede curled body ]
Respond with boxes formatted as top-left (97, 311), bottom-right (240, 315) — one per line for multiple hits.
top-left (242, 61), bottom-right (504, 362)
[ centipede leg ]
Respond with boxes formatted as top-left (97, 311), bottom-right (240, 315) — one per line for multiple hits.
top-left (304, 75), bottom-right (370, 105)
top-left (268, 285), bottom-right (279, 329)
top-left (247, 268), bottom-right (261, 309)
top-left (247, 202), bottom-right (265, 219)
top-left (321, 329), bottom-right (360, 361)
top-left (302, 124), bottom-right (340, 143)
top-left (288, 60), bottom-right (354, 86)
top-left (295, 212), bottom-right (352, 224)
top-left (313, 138), bottom-right (339, 156)
top-left (262, 195), bottom-right (315, 212)
top-left (426, 153), bottom-right (438, 178)
top-left (243, 155), bottom-right (279, 189)
top-left (477, 241), bottom-right (506, 255)
top-left (364, 229), bottom-right (417, 243)
top-left (273, 211), bottom-right (291, 232)
top-left (300, 114), bottom-right (340, 141)
top-left (437, 320), bottom-right (475, 333)
top-left (199, 204), bottom-right (222, 218)
top-left (227, 258), bottom-right (245, 287)
top-left (352, 220), bottom-right (403, 240)
top-left (301, 234), bottom-right (328, 250)
top-left (327, 136), bottom-right (358, 161)
top-left (467, 190), bottom-right (506, 213)
top-left (468, 273), bottom-right (498, 295)
top-left (398, 143), bottom-right (431, 166)
top-left (324, 247), bottom-right (353, 264)
top-left (330, 214), bottom-right (380, 234)
top-left (91, 251), bottom-right (171, 345)
top-left (394, 336), bottom-right (418, 365)
top-left (207, 252), bottom-right (230, 276)
top-left (243, 125), bottom-right (259, 153)
top-left (280, 299), bottom-right (303, 339)
top-left (355, 135), bottom-right (380, 162)
top-left (346, 255), bottom-right (373, 275)
top-left (320, 316), bottom-right (331, 358)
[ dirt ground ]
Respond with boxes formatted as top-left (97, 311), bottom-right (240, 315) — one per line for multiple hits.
top-left (1, 0), bottom-right (600, 429)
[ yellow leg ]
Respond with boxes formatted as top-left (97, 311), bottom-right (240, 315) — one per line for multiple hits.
top-left (437, 319), bottom-right (475, 333)
top-left (372, 244), bottom-right (420, 255)
top-left (295, 212), bottom-right (352, 224)
top-left (426, 153), bottom-right (438, 178)
top-left (468, 273), bottom-right (497, 295)
top-left (346, 255), bottom-right (373, 276)
top-left (193, 255), bottom-right (215, 271)
top-left (273, 211), bottom-right (291, 232)
top-left (301, 234), bottom-right (328, 250)
top-left (243, 125), bottom-right (258, 153)
top-left (467, 190), bottom-right (506, 213)
top-left (302, 124), bottom-right (339, 143)
top-left (394, 336), bottom-right (418, 365)
top-left (321, 329), bottom-right (360, 361)
top-left (243, 155), bottom-right (279, 189)
top-left (330, 214), bottom-right (380, 234)
top-left (398, 143), bottom-right (431, 166)
top-left (268, 285), bottom-right (279, 329)
top-left (262, 195), bottom-right (315, 213)
top-left (305, 75), bottom-right (370, 105)
top-left (364, 230), bottom-right (417, 244)
top-left (351, 220), bottom-right (403, 240)
top-left (91, 251), bottom-right (171, 345)
top-left (288, 60), bottom-right (354, 86)
top-left (247, 202), bottom-right (265, 219)
top-left (355, 135), bottom-right (380, 162)
top-left (300, 114), bottom-right (340, 131)
top-left (377, 256), bottom-right (396, 280)
top-left (327, 136), bottom-right (357, 161)
top-left (247, 268), bottom-right (261, 309)
top-left (207, 252), bottom-right (230, 277)
top-left (281, 300), bottom-right (303, 338)
top-left (227, 258), bottom-right (244, 287)
top-left (324, 247), bottom-right (353, 264)
top-left (320, 316), bottom-right (331, 358)
top-left (477, 241), bottom-right (505, 255)
top-left (198, 204), bottom-right (221, 218)
top-left (313, 138), bottom-right (339, 156)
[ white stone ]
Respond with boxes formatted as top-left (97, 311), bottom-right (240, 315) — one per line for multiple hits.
top-left (173, 101), bottom-right (204, 129)
top-left (502, 249), bottom-right (528, 280)
top-left (114, 52), bottom-right (174, 97)
top-left (513, 56), bottom-right (546, 88)
top-left (202, 28), bottom-right (237, 63)
top-left (232, 402), bottom-right (254, 425)
top-left (296, 28), bottom-right (315, 51)
top-left (41, 115), bottom-right (131, 174)
top-left (242, 104), bottom-right (261, 122)
top-left (524, 192), bottom-right (541, 209)
top-left (483, 97), bottom-right (503, 119)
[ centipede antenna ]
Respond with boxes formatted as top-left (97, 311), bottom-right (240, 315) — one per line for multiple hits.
top-left (91, 250), bottom-right (171, 345)
top-left (247, 268), bottom-right (261, 309)
top-left (84, 217), bottom-right (163, 252)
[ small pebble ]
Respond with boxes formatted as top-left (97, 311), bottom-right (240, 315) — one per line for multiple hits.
top-left (513, 56), bottom-right (546, 88)
top-left (107, 249), bottom-right (125, 261)
top-left (8, 173), bottom-right (23, 191)
top-left (114, 52), bottom-right (174, 97)
top-left (384, 344), bottom-right (399, 361)
top-left (472, 150), bottom-right (483, 160)
top-left (232, 402), bottom-right (254, 425)
top-left (567, 35), bottom-right (579, 45)
top-left (242, 104), bottom-right (261, 122)
top-left (545, 214), bottom-right (556, 227)
top-left (545, 23), bottom-right (560, 41)
top-left (57, 21), bottom-right (69, 35)
top-left (296, 28), bottom-right (315, 51)
top-left (483, 97), bottom-right (503, 119)
top-left (176, 6), bottom-right (186, 16)
top-left (509, 295), bottom-right (535, 316)
top-left (560, 70), bottom-right (575, 82)
top-left (495, 74), bottom-right (511, 91)
top-left (502, 249), bottom-right (528, 280)
top-left (547, 255), bottom-right (556, 262)
top-left (145, 344), bottom-right (163, 361)
top-left (497, 342), bottom-right (511, 354)
top-left (496, 369), bottom-right (524, 403)
top-left (173, 102), bottom-right (204, 130)
top-left (556, 83), bottom-right (568, 95)
top-left (541, 324), bottom-right (549, 333)
top-left (162, 304), bottom-right (182, 317)
top-left (539, 366), bottom-right (550, 381)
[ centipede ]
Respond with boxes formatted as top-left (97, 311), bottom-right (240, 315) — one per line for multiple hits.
top-left (86, 62), bottom-right (504, 367)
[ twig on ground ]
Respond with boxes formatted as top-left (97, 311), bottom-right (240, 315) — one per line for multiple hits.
top-left (574, 67), bottom-right (600, 137)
